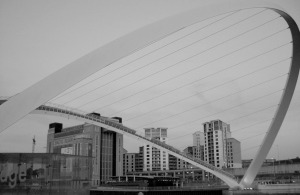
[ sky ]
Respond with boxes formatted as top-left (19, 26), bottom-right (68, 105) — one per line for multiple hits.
top-left (0, 0), bottom-right (300, 161)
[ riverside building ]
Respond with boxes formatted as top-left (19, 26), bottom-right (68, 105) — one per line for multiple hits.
top-left (193, 131), bottom-right (205, 160)
top-left (203, 119), bottom-right (241, 168)
top-left (46, 117), bottom-right (124, 186)
top-left (143, 127), bottom-right (169, 171)
top-left (226, 138), bottom-right (242, 168)
top-left (123, 149), bottom-right (139, 175)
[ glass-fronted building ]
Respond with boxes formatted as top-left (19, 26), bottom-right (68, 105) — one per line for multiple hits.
top-left (46, 120), bottom-right (124, 186)
top-left (0, 153), bottom-right (92, 195)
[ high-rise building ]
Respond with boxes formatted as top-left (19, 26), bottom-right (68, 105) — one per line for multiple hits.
top-left (135, 146), bottom-right (144, 172)
top-left (203, 119), bottom-right (232, 168)
top-left (143, 127), bottom-right (168, 171)
top-left (46, 118), bottom-right (124, 186)
top-left (193, 131), bottom-right (205, 160)
top-left (193, 131), bottom-right (204, 147)
top-left (226, 138), bottom-right (242, 168)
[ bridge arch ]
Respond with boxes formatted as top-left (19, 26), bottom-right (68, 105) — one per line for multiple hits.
top-left (0, 0), bottom-right (299, 189)
top-left (31, 104), bottom-right (239, 188)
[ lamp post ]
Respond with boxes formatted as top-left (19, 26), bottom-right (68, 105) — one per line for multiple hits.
top-left (46, 164), bottom-right (52, 195)
top-left (271, 158), bottom-right (275, 179)
top-left (277, 145), bottom-right (280, 165)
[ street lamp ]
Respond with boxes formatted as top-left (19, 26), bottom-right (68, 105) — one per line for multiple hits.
top-left (271, 158), bottom-right (275, 179)
top-left (277, 145), bottom-right (280, 165)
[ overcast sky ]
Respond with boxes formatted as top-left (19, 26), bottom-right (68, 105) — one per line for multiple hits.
top-left (0, 0), bottom-right (300, 161)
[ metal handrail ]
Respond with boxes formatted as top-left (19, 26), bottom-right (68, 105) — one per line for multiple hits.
top-left (96, 184), bottom-right (227, 191)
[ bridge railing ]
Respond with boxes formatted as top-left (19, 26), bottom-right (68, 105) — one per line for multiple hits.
top-left (94, 185), bottom-right (227, 191)
top-left (37, 102), bottom-right (235, 180)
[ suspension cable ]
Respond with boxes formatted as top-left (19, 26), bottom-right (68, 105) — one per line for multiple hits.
top-left (78, 16), bottom-right (284, 109)
top-left (58, 9), bottom-right (271, 106)
top-left (125, 73), bottom-right (287, 124)
top-left (102, 47), bottom-right (291, 116)
top-left (51, 11), bottom-right (240, 101)
top-left (162, 88), bottom-right (282, 131)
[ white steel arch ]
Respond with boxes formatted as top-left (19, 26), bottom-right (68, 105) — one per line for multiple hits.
top-left (0, 0), bottom-right (299, 189)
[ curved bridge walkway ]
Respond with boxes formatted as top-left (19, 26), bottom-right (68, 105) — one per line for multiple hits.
top-left (28, 102), bottom-right (238, 188)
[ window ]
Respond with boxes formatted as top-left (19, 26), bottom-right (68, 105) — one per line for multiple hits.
top-left (216, 142), bottom-right (218, 145)
top-left (216, 153), bottom-right (219, 156)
